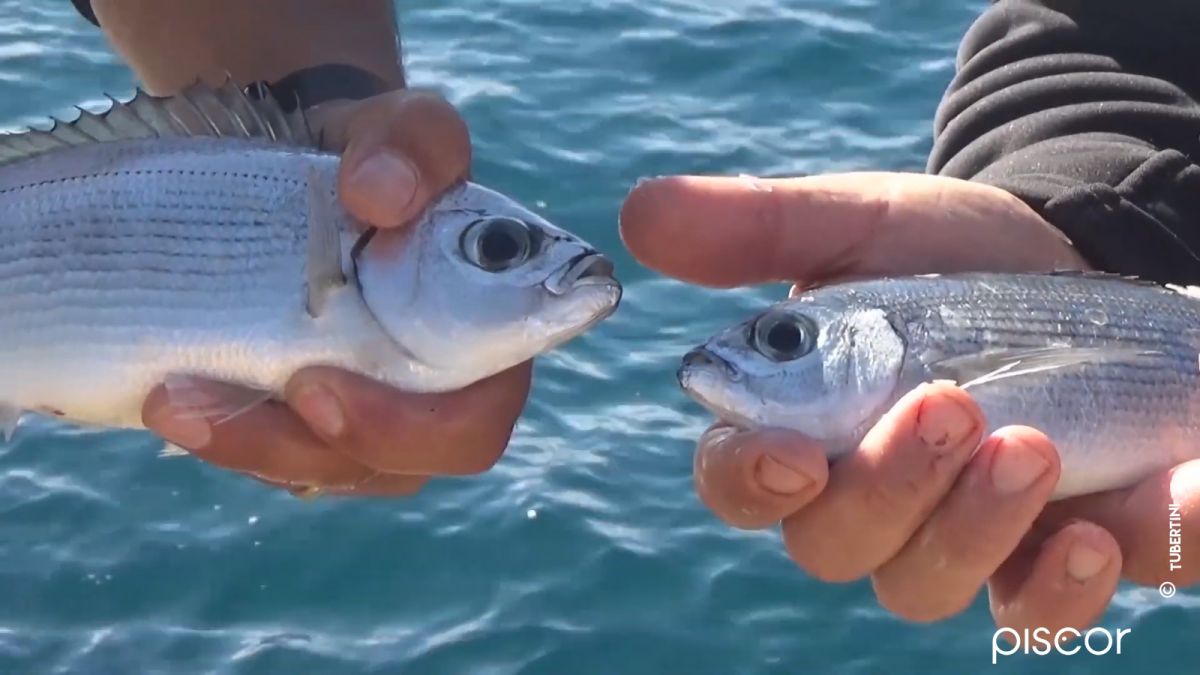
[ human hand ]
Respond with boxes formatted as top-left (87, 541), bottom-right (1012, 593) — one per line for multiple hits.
top-left (620, 172), bottom-right (1198, 631)
top-left (142, 90), bottom-right (533, 498)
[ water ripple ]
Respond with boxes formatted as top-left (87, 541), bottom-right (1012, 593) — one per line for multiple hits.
top-left (0, 1), bottom-right (1194, 674)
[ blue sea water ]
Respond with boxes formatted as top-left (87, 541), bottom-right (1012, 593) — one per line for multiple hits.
top-left (0, 0), bottom-right (1197, 673)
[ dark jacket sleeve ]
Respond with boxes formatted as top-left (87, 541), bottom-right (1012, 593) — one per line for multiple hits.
top-left (928, 0), bottom-right (1200, 284)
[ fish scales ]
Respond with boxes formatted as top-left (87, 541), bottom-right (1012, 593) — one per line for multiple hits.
top-left (0, 138), bottom-right (368, 427)
top-left (681, 272), bottom-right (1200, 499)
top-left (0, 81), bottom-right (623, 438)
top-left (886, 275), bottom-right (1200, 498)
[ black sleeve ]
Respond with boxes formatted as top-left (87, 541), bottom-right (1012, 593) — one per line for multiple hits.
top-left (70, 0), bottom-right (99, 26)
top-left (927, 0), bottom-right (1200, 285)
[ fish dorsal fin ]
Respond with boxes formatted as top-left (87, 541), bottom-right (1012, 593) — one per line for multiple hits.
top-left (1047, 269), bottom-right (1200, 299)
top-left (0, 78), bottom-right (316, 166)
top-left (1044, 269), bottom-right (1166, 288)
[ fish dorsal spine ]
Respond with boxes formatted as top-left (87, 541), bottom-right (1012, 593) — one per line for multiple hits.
top-left (0, 78), bottom-right (318, 166)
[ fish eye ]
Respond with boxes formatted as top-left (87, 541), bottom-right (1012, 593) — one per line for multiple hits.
top-left (461, 217), bottom-right (536, 272)
top-left (750, 310), bottom-right (818, 362)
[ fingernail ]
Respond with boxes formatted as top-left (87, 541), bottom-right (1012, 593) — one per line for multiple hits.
top-left (292, 385), bottom-right (345, 438)
top-left (348, 149), bottom-right (419, 219)
top-left (152, 410), bottom-right (212, 450)
top-left (755, 454), bottom-right (814, 495)
top-left (990, 438), bottom-right (1050, 494)
top-left (916, 390), bottom-right (977, 449)
top-left (1066, 541), bottom-right (1110, 582)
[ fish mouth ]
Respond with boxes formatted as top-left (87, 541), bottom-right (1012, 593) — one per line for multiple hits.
top-left (677, 350), bottom-right (758, 429)
top-left (677, 347), bottom-right (741, 384)
top-left (539, 250), bottom-right (623, 345)
top-left (544, 250), bottom-right (622, 298)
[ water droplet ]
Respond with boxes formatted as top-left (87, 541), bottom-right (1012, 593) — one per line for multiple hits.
top-left (1085, 308), bottom-right (1109, 326)
top-left (526, 509), bottom-right (537, 519)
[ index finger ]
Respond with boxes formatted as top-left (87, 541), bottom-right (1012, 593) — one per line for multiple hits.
top-left (618, 173), bottom-right (1088, 288)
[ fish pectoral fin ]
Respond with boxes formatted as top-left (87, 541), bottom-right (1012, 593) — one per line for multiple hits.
top-left (0, 404), bottom-right (22, 443)
top-left (304, 165), bottom-right (347, 318)
top-left (926, 345), bottom-right (1163, 390)
top-left (163, 374), bottom-right (277, 427)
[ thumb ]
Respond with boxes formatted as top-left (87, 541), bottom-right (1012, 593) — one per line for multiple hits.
top-left (310, 90), bottom-right (471, 230)
top-left (618, 172), bottom-right (1091, 288)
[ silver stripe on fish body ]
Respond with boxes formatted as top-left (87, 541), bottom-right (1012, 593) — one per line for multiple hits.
top-left (679, 271), bottom-right (1200, 500)
top-left (0, 81), bottom-right (622, 437)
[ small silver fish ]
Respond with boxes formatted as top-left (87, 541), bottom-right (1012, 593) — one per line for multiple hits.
top-left (678, 271), bottom-right (1200, 500)
top-left (0, 81), bottom-right (621, 438)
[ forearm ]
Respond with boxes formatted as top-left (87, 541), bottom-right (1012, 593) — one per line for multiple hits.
top-left (90, 0), bottom-right (405, 94)
top-left (928, 0), bottom-right (1200, 284)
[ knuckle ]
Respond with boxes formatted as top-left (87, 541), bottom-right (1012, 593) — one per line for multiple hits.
top-left (859, 472), bottom-right (922, 519)
top-left (398, 89), bottom-right (459, 119)
top-left (782, 523), bottom-right (866, 583)
top-left (390, 94), bottom-right (469, 150)
top-left (1123, 537), bottom-right (1178, 587)
top-left (346, 91), bottom-right (468, 166)
top-left (861, 447), bottom-right (960, 517)
top-left (873, 578), bottom-right (967, 623)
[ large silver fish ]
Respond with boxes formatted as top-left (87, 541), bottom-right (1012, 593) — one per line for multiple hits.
top-left (0, 81), bottom-right (621, 438)
top-left (677, 272), bottom-right (1200, 500)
